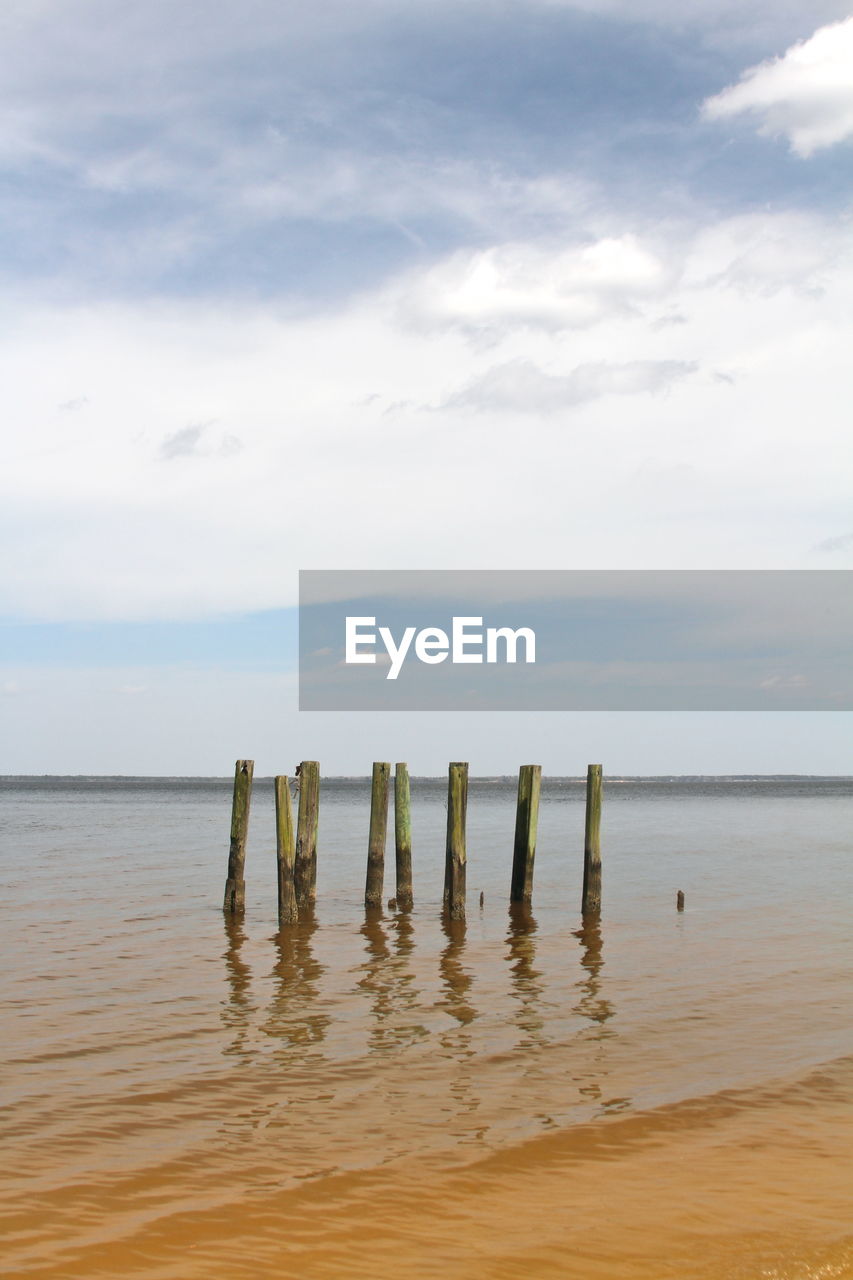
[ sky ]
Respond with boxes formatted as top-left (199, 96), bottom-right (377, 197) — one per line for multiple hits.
top-left (1, 0), bottom-right (852, 774)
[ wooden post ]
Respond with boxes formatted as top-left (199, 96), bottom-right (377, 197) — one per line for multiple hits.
top-left (510, 764), bottom-right (541, 904)
top-left (275, 776), bottom-right (298, 924)
top-left (365, 762), bottom-right (390, 909)
top-left (677, 889), bottom-right (685, 912)
top-left (582, 763), bottom-right (602, 916)
top-left (394, 762), bottom-right (413, 911)
top-left (294, 761), bottom-right (320, 909)
top-left (224, 759), bottom-right (253, 913)
top-left (443, 762), bottom-right (468, 921)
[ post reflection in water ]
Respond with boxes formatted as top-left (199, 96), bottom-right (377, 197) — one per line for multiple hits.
top-left (439, 916), bottom-right (476, 1027)
top-left (571, 916), bottom-right (626, 1112)
top-left (388, 910), bottom-right (428, 1047)
top-left (263, 909), bottom-right (330, 1058)
top-left (438, 915), bottom-right (484, 1143)
top-left (358, 909), bottom-right (394, 1053)
top-left (505, 903), bottom-right (547, 1051)
top-left (356, 909), bottom-right (429, 1055)
top-left (391, 908), bottom-right (415, 965)
top-left (572, 916), bottom-right (614, 1029)
top-left (221, 914), bottom-right (254, 1060)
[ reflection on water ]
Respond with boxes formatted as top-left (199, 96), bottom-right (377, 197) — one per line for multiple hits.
top-left (221, 915), bottom-right (254, 1059)
top-left (264, 910), bottom-right (330, 1056)
top-left (573, 916), bottom-right (614, 1029)
top-left (506, 904), bottom-right (546, 1050)
top-left (358, 909), bottom-right (394, 1054)
top-left (386, 911), bottom-right (428, 1048)
top-left (439, 916), bottom-right (476, 1027)
top-left (572, 916), bottom-right (625, 1112)
top-left (438, 915), bottom-right (484, 1141)
top-left (3, 778), bottom-right (851, 1280)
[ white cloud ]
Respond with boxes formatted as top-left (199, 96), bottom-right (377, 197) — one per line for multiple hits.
top-left (703, 16), bottom-right (853, 156)
top-left (813, 531), bottom-right (853, 553)
top-left (159, 424), bottom-right (208, 459)
top-left (444, 358), bottom-right (696, 413)
top-left (159, 422), bottom-right (242, 460)
top-left (759, 673), bottom-right (809, 690)
top-left (402, 236), bottom-right (675, 335)
top-left (1, 209), bottom-right (851, 621)
top-left (682, 212), bottom-right (844, 296)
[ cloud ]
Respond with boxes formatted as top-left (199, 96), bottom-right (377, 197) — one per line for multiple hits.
top-left (160, 424), bottom-right (207, 459)
top-left (1, 208), bottom-right (851, 621)
top-left (702, 16), bottom-right (853, 155)
top-left (0, 3), bottom-right (628, 304)
top-left (444, 358), bottom-right (696, 413)
top-left (759, 673), bottom-right (809, 689)
top-left (159, 423), bottom-right (242, 460)
top-left (683, 212), bottom-right (843, 297)
top-left (403, 236), bottom-right (675, 335)
top-left (812, 532), bottom-right (853, 554)
top-left (1, 0), bottom-right (849, 313)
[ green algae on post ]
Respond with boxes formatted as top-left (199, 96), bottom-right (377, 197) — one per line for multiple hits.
top-left (443, 762), bottom-right (468, 921)
top-left (582, 763), bottom-right (603, 916)
top-left (294, 761), bottom-right (320, 909)
top-left (365, 762), bottom-right (390, 909)
top-left (510, 764), bottom-right (541, 905)
top-left (394, 763), bottom-right (413, 911)
top-left (223, 759), bottom-right (253, 913)
top-left (274, 775), bottom-right (298, 924)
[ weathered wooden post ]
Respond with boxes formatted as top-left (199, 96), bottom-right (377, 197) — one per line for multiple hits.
top-left (510, 764), bottom-right (541, 904)
top-left (677, 889), bottom-right (685, 912)
top-left (294, 761), bottom-right (320, 909)
top-left (582, 763), bottom-right (602, 916)
top-left (224, 759), bottom-right (253, 913)
top-left (365, 762), bottom-right (390, 909)
top-left (443, 762), bottom-right (468, 921)
top-left (394, 762), bottom-right (413, 911)
top-left (274, 775), bottom-right (298, 924)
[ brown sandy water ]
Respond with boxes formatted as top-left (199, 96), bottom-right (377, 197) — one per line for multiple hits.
top-left (1, 776), bottom-right (851, 1278)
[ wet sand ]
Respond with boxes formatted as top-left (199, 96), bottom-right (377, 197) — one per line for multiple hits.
top-left (5, 1057), bottom-right (851, 1279)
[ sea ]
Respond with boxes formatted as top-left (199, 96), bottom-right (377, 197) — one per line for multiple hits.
top-left (1, 775), bottom-right (851, 1279)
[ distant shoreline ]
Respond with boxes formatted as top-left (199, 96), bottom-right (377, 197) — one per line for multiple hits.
top-left (2, 773), bottom-right (851, 784)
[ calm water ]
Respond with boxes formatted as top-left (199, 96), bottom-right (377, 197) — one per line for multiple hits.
top-left (1, 776), bottom-right (851, 1279)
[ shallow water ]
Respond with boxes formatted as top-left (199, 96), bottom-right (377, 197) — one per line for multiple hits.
top-left (1, 776), bottom-right (851, 1278)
